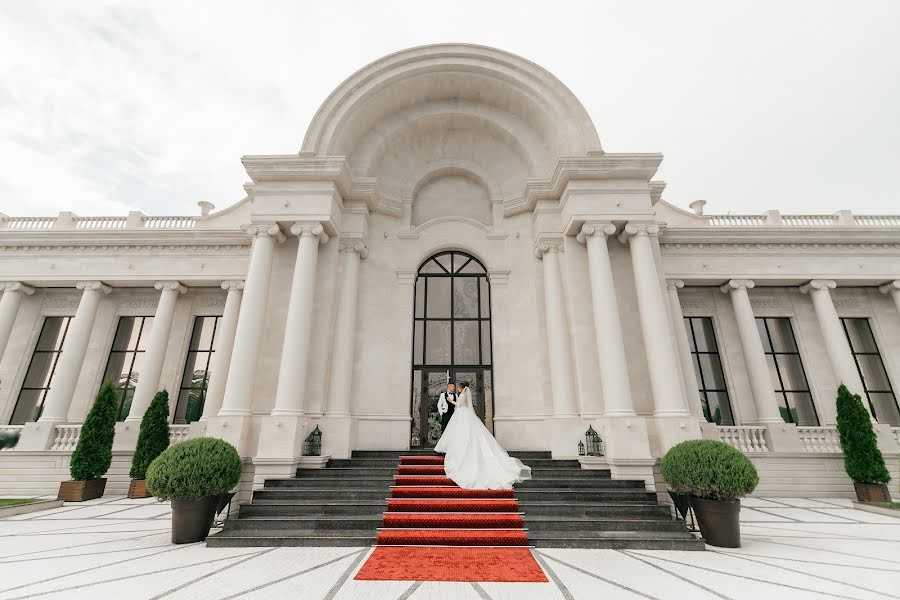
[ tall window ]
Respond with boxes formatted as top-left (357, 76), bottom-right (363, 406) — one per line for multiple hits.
top-left (174, 316), bottom-right (220, 424)
top-left (10, 317), bottom-right (72, 424)
top-left (756, 317), bottom-right (819, 425)
top-left (102, 316), bottom-right (154, 421)
top-left (841, 318), bottom-right (900, 426)
top-left (684, 317), bottom-right (735, 425)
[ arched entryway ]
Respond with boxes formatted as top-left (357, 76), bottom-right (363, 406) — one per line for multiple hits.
top-left (409, 251), bottom-right (493, 447)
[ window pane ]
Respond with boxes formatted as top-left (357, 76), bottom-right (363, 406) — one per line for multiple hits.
top-left (869, 393), bottom-right (900, 426)
top-left (786, 392), bottom-right (819, 426)
top-left (181, 352), bottom-right (203, 389)
top-left (684, 318), bottom-right (697, 352)
top-left (420, 260), bottom-right (445, 274)
top-left (35, 317), bottom-right (67, 351)
top-left (706, 391), bottom-right (734, 425)
top-left (23, 353), bottom-right (55, 388)
top-left (415, 278), bottom-right (425, 318)
top-left (453, 321), bottom-right (479, 365)
top-left (435, 254), bottom-right (452, 273)
top-left (10, 390), bottom-right (42, 425)
top-left (128, 352), bottom-right (145, 387)
top-left (174, 389), bottom-right (191, 423)
top-left (776, 355), bottom-right (810, 391)
top-left (775, 393), bottom-right (794, 423)
top-left (135, 317), bottom-right (154, 350)
top-left (756, 318), bottom-right (772, 353)
top-left (189, 317), bottom-right (216, 351)
top-left (481, 324), bottom-right (492, 365)
top-left (698, 354), bottom-right (727, 390)
top-left (424, 322), bottom-right (451, 365)
top-left (858, 355), bottom-right (892, 391)
top-left (693, 318), bottom-right (718, 352)
top-left (118, 388), bottom-right (135, 421)
top-left (766, 354), bottom-right (782, 390)
top-left (454, 256), bottom-right (472, 273)
top-left (479, 278), bottom-right (490, 317)
top-left (426, 278), bottom-right (451, 318)
top-left (413, 321), bottom-right (424, 365)
top-left (453, 278), bottom-right (479, 318)
top-left (104, 352), bottom-right (130, 386)
top-left (768, 318), bottom-right (798, 352)
top-left (844, 318), bottom-right (878, 353)
top-left (460, 259), bottom-right (485, 274)
top-left (692, 355), bottom-right (703, 390)
top-left (111, 317), bottom-right (137, 351)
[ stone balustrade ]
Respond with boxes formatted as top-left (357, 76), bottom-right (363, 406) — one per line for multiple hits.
top-left (702, 211), bottom-right (900, 228)
top-left (50, 425), bottom-right (82, 451)
top-left (716, 426), bottom-right (770, 453)
top-left (797, 427), bottom-right (842, 453)
top-left (0, 213), bottom-right (196, 230)
top-left (169, 424), bottom-right (190, 444)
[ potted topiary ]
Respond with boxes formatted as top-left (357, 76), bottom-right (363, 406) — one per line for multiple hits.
top-left (146, 437), bottom-right (242, 544)
top-left (59, 380), bottom-right (118, 502)
top-left (661, 439), bottom-right (759, 547)
top-left (835, 385), bottom-right (892, 502)
top-left (128, 390), bottom-right (172, 499)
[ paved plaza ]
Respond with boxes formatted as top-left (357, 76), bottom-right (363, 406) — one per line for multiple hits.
top-left (1, 496), bottom-right (898, 599)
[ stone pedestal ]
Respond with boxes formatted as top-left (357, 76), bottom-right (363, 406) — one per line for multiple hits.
top-left (112, 422), bottom-right (140, 452)
top-left (649, 416), bottom-right (702, 455)
top-left (256, 415), bottom-right (309, 461)
top-left (317, 415), bottom-right (353, 460)
top-left (17, 421), bottom-right (61, 451)
top-left (765, 423), bottom-right (804, 453)
top-left (206, 416), bottom-right (255, 457)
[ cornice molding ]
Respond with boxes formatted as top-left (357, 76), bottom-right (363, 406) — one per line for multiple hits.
top-left (0, 230), bottom-right (251, 253)
top-left (661, 228), bottom-right (900, 246)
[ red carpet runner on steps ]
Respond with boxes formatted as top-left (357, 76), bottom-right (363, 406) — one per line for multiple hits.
top-left (354, 454), bottom-right (548, 582)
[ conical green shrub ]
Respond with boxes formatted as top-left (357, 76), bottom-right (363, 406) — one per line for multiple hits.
top-left (835, 384), bottom-right (890, 484)
top-left (130, 390), bottom-right (171, 480)
top-left (70, 380), bottom-right (118, 481)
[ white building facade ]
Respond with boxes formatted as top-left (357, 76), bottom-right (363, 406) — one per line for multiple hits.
top-left (1, 44), bottom-right (899, 497)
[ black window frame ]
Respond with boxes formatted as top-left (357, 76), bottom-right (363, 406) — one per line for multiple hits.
top-left (174, 315), bottom-right (220, 424)
top-left (756, 316), bottom-right (820, 425)
top-left (9, 316), bottom-right (72, 424)
top-left (102, 316), bottom-right (154, 421)
top-left (683, 316), bottom-right (735, 426)
top-left (841, 317), bottom-right (900, 425)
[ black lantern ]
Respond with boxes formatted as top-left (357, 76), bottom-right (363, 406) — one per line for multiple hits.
top-left (585, 426), bottom-right (604, 457)
top-left (578, 440), bottom-right (585, 456)
top-left (303, 425), bottom-right (322, 456)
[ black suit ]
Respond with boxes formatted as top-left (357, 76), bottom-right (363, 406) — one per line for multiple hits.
top-left (439, 393), bottom-right (456, 433)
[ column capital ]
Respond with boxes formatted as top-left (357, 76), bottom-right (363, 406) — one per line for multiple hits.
top-left (800, 279), bottom-right (836, 294)
top-left (339, 239), bottom-right (368, 258)
top-left (666, 279), bottom-right (685, 291)
top-left (290, 221), bottom-right (329, 244)
top-left (154, 281), bottom-right (187, 294)
top-left (878, 280), bottom-right (900, 294)
top-left (720, 279), bottom-right (755, 293)
top-left (242, 222), bottom-right (286, 243)
top-left (618, 221), bottom-right (660, 244)
top-left (76, 281), bottom-right (112, 294)
top-left (534, 241), bottom-right (564, 259)
top-left (576, 222), bottom-right (617, 244)
top-left (220, 280), bottom-right (245, 291)
top-left (0, 281), bottom-right (35, 295)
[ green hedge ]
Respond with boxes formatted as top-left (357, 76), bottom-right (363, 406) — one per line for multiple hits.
top-left (129, 391), bottom-right (171, 480)
top-left (660, 439), bottom-right (759, 500)
top-left (70, 381), bottom-right (118, 481)
top-left (146, 437), bottom-right (242, 501)
top-left (835, 385), bottom-right (890, 485)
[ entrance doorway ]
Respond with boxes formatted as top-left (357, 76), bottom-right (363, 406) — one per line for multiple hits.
top-left (409, 251), bottom-right (493, 447)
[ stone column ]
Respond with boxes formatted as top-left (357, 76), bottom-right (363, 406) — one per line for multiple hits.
top-left (217, 224), bottom-right (284, 417)
top-left (40, 282), bottom-right (111, 422)
top-left (326, 240), bottom-right (367, 418)
top-left (720, 280), bottom-right (783, 424)
top-left (800, 280), bottom-right (866, 398)
top-left (575, 223), bottom-right (634, 416)
top-left (620, 223), bottom-right (690, 417)
top-left (199, 281), bottom-right (244, 421)
top-left (126, 282), bottom-right (186, 422)
top-left (0, 282), bottom-right (34, 361)
top-left (666, 280), bottom-right (703, 419)
top-left (271, 223), bottom-right (329, 417)
top-left (880, 280), bottom-right (900, 317)
top-left (535, 241), bottom-right (578, 418)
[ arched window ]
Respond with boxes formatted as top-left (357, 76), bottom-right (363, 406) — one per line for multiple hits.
top-left (410, 251), bottom-right (493, 447)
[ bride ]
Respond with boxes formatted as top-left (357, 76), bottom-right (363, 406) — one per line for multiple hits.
top-left (434, 382), bottom-right (531, 489)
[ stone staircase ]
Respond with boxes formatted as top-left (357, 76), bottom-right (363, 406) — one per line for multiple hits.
top-left (207, 450), bottom-right (703, 550)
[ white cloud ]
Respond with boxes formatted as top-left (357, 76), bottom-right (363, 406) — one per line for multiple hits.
top-left (0, 0), bottom-right (898, 216)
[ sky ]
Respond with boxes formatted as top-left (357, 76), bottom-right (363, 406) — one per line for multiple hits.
top-left (0, 1), bottom-right (898, 217)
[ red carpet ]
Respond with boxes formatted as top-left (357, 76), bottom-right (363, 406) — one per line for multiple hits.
top-left (354, 455), bottom-right (546, 582)
top-left (355, 547), bottom-right (548, 582)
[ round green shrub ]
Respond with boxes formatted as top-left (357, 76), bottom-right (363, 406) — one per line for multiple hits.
top-left (660, 439), bottom-right (759, 500)
top-left (835, 384), bottom-right (890, 484)
top-left (130, 390), bottom-right (171, 480)
top-left (70, 380), bottom-right (118, 481)
top-left (145, 437), bottom-right (242, 501)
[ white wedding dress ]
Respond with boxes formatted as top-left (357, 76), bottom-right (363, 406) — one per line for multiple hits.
top-left (434, 388), bottom-right (531, 490)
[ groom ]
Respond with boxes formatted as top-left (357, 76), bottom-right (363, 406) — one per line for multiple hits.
top-left (437, 382), bottom-right (456, 436)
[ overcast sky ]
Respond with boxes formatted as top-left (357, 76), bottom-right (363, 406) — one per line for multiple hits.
top-left (1, 1), bottom-right (898, 217)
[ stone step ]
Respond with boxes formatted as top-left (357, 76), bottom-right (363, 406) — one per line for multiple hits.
top-left (350, 450), bottom-right (552, 460)
top-left (253, 489), bottom-right (390, 501)
top-left (528, 469), bottom-right (613, 478)
top-left (523, 516), bottom-right (687, 532)
top-left (207, 529), bottom-right (377, 548)
top-left (296, 468), bottom-right (398, 478)
top-left (529, 530), bottom-right (705, 550)
top-left (253, 487), bottom-right (653, 502)
top-left (517, 478), bottom-right (640, 489)
top-left (327, 458), bottom-right (400, 468)
top-left (223, 515), bottom-right (384, 531)
top-left (515, 489), bottom-right (655, 502)
top-left (517, 501), bottom-right (671, 518)
top-left (265, 477), bottom-right (393, 489)
top-left (240, 500), bottom-right (387, 517)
